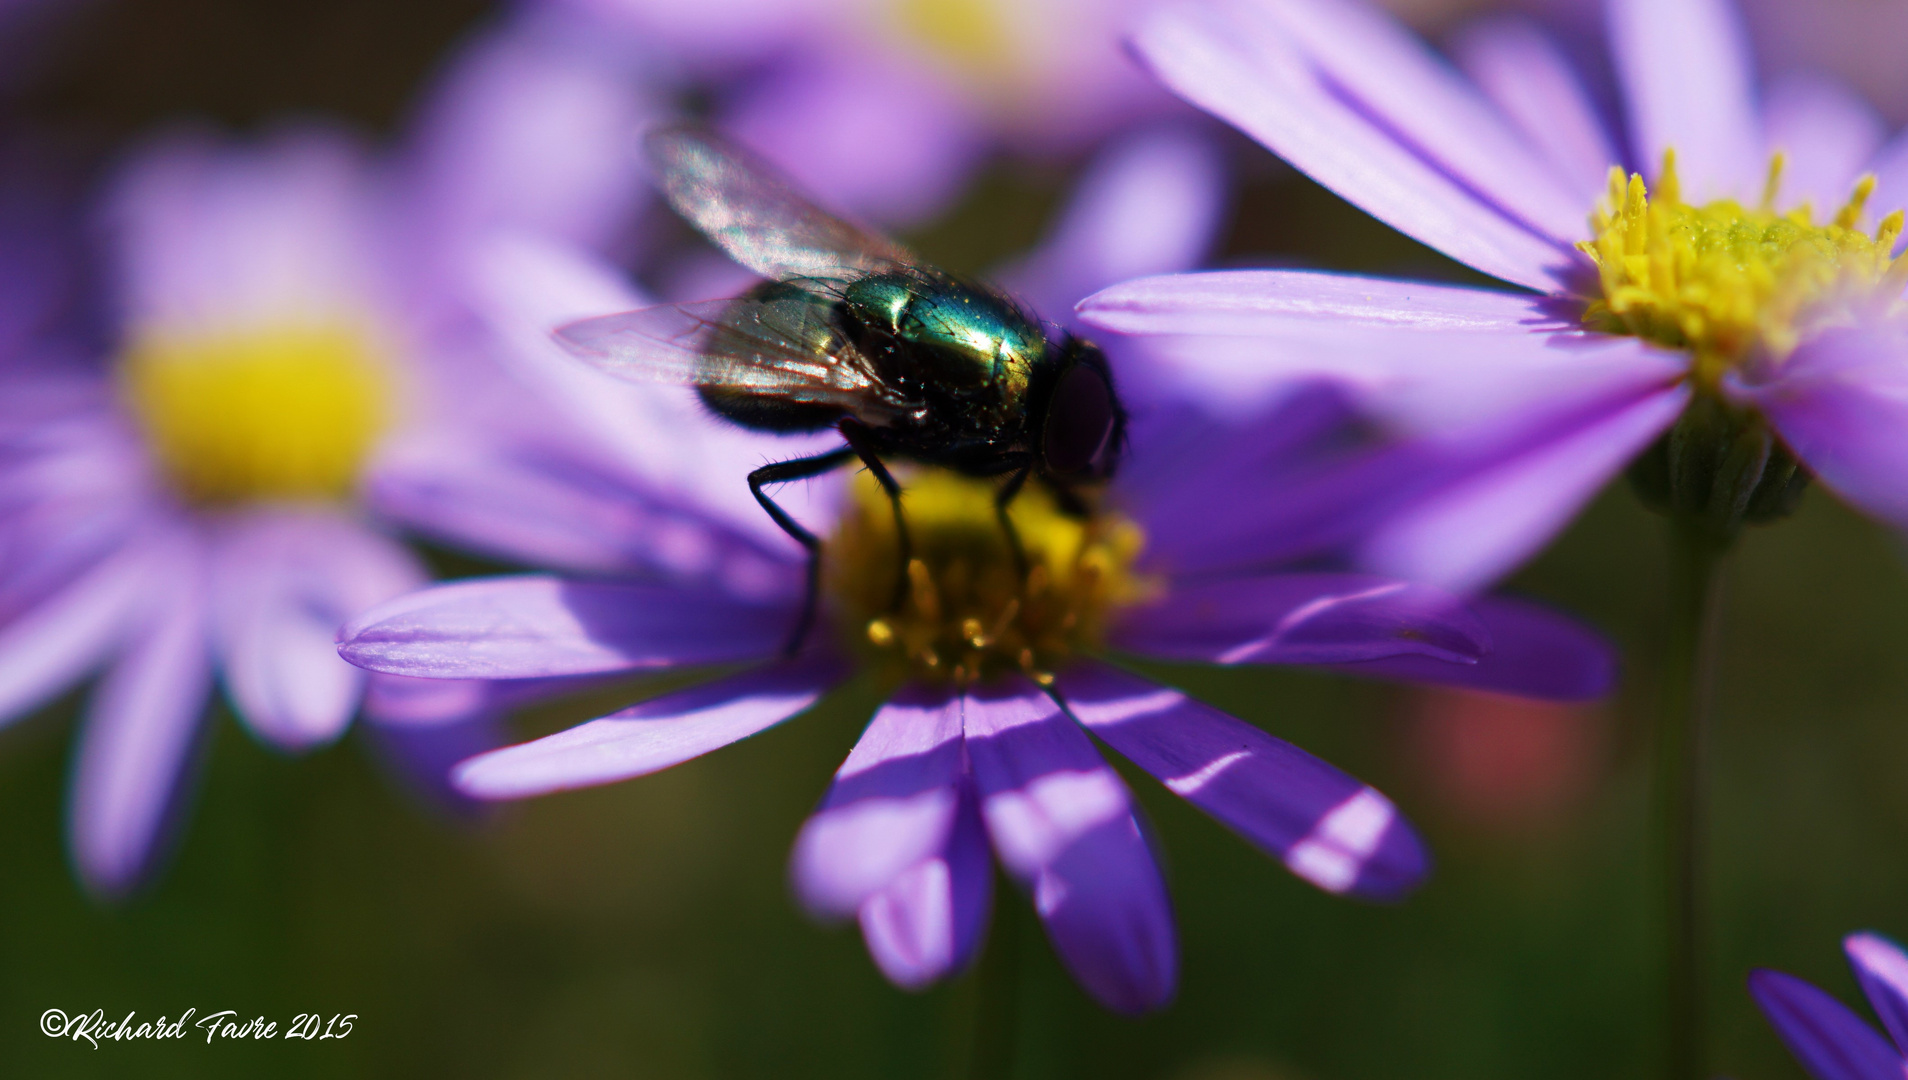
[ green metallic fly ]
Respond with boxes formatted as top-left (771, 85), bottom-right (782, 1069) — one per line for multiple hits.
top-left (558, 125), bottom-right (1127, 647)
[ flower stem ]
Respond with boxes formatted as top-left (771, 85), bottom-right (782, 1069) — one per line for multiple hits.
top-left (1656, 518), bottom-right (1726, 1080)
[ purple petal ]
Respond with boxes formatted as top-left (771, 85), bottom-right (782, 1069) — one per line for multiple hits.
top-left (1248, 0), bottom-right (1589, 245)
top-left (362, 703), bottom-right (509, 818)
top-left (67, 553), bottom-right (214, 897)
top-left (1056, 659), bottom-right (1427, 900)
top-left (1131, 1), bottom-right (1575, 292)
top-left (1451, 16), bottom-right (1619, 201)
top-left (1761, 74), bottom-right (1886, 217)
top-left (1000, 124), bottom-right (1230, 322)
top-left (1733, 327), bottom-right (1908, 530)
top-left (1112, 572), bottom-right (1488, 666)
top-left (0, 541), bottom-right (151, 725)
top-left (1749, 968), bottom-right (1904, 1080)
top-left (857, 787), bottom-right (993, 990)
top-left (453, 656), bottom-right (845, 799)
top-left (1328, 594), bottom-right (1618, 702)
top-left (210, 509), bottom-right (425, 751)
top-left (1080, 269), bottom-right (1550, 337)
top-left (1607, 0), bottom-right (1760, 200)
top-left (1870, 132), bottom-right (1908, 251)
top-left (1354, 381), bottom-right (1689, 592)
top-left (792, 685), bottom-right (966, 917)
top-left (337, 574), bottom-right (793, 679)
top-left (1846, 932), bottom-right (1908, 1054)
top-left (963, 678), bottom-right (1176, 1014)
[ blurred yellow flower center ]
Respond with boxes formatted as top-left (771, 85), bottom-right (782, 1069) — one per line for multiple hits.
top-left (119, 324), bottom-right (391, 504)
top-left (893, 0), bottom-right (1018, 86)
top-left (827, 469), bottom-right (1154, 687)
top-left (1579, 150), bottom-right (1908, 386)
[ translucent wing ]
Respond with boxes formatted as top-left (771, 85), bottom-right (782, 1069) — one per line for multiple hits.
top-left (646, 124), bottom-right (918, 280)
top-left (556, 294), bottom-right (916, 419)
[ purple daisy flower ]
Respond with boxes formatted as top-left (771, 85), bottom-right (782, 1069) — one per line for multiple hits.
top-left (336, 125), bottom-right (1617, 1013)
top-left (1750, 931), bottom-right (1908, 1080)
top-left (1074, 0), bottom-right (1908, 590)
top-left (0, 17), bottom-right (660, 895)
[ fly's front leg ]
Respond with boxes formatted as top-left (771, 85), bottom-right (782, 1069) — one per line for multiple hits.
top-left (838, 421), bottom-right (910, 612)
top-left (750, 446), bottom-right (856, 655)
top-left (992, 457), bottom-right (1034, 582)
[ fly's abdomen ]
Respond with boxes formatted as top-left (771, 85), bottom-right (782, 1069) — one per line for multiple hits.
top-left (696, 279), bottom-right (848, 433)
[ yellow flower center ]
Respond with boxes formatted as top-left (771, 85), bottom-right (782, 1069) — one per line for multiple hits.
top-left (119, 323), bottom-right (392, 504)
top-left (890, 0), bottom-right (1025, 103)
top-left (1579, 150), bottom-right (1908, 386)
top-left (826, 468), bottom-right (1154, 687)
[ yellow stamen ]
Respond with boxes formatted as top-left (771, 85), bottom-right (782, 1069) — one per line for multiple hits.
top-left (825, 468), bottom-right (1155, 686)
top-left (119, 323), bottom-right (391, 504)
top-left (1577, 150), bottom-right (1907, 385)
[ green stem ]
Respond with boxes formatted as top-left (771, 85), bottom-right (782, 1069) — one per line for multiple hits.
top-left (1656, 519), bottom-right (1726, 1080)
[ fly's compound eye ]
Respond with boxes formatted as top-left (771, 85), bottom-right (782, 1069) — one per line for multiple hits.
top-left (1042, 361), bottom-right (1119, 479)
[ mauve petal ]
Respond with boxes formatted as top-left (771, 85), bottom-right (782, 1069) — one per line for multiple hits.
top-left (0, 540), bottom-right (151, 725)
top-left (1056, 660), bottom-right (1427, 900)
top-left (1000, 124), bottom-right (1230, 322)
top-left (1607, 0), bottom-right (1760, 200)
top-left (1452, 16), bottom-right (1619, 202)
top-left (211, 509), bottom-right (426, 751)
top-left (1328, 594), bottom-right (1618, 701)
top-left (1734, 327), bottom-right (1908, 530)
top-left (1254, 0), bottom-right (1588, 245)
top-left (1080, 269), bottom-right (1549, 337)
top-left (1761, 74), bottom-right (1886, 216)
top-left (67, 550), bottom-right (213, 897)
top-left (1355, 381), bottom-right (1688, 592)
top-left (362, 708), bottom-right (508, 818)
top-left (1846, 932), bottom-right (1908, 1054)
top-left (337, 574), bottom-right (793, 679)
top-left (858, 787), bottom-right (993, 990)
top-left (1749, 968), bottom-right (1903, 1080)
top-left (1113, 572), bottom-right (1488, 666)
top-left (1870, 132), bottom-right (1908, 251)
top-left (792, 684), bottom-right (966, 917)
top-left (963, 678), bottom-right (1177, 1014)
top-left (453, 655), bottom-right (845, 799)
top-left (1131, 1), bottom-right (1574, 292)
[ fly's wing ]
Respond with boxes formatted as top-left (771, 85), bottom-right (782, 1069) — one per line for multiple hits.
top-left (556, 294), bottom-right (915, 419)
top-left (647, 124), bottom-right (917, 280)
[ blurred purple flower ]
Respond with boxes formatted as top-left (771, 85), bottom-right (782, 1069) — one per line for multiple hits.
top-left (1750, 931), bottom-right (1908, 1080)
top-left (335, 127), bottom-right (1617, 1013)
top-left (1076, 0), bottom-right (1908, 591)
top-left (0, 17), bottom-right (663, 896)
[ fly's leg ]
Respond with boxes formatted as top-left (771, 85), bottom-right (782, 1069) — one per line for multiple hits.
top-left (838, 421), bottom-right (910, 612)
top-left (749, 446), bottom-right (856, 655)
top-left (993, 458), bottom-right (1034, 581)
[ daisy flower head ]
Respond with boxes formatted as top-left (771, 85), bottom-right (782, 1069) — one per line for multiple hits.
top-left (1750, 931), bottom-right (1908, 1080)
top-left (337, 125), bottom-right (1616, 1013)
top-left (1079, 0), bottom-right (1908, 590)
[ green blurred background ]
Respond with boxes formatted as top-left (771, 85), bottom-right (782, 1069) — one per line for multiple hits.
top-left (4, 0), bottom-right (1908, 1076)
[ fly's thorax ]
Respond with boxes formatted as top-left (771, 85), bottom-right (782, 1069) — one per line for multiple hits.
top-left (1578, 151), bottom-right (1907, 387)
top-left (118, 321), bottom-right (392, 504)
top-left (824, 467), bottom-right (1154, 686)
top-left (842, 272), bottom-right (1041, 412)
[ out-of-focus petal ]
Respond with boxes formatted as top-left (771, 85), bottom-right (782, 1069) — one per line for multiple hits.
top-left (1353, 381), bottom-right (1688, 592)
top-left (0, 539), bottom-right (152, 725)
top-left (963, 678), bottom-right (1176, 1014)
top-left (337, 574), bottom-right (793, 679)
top-left (857, 786), bottom-right (993, 990)
top-left (1111, 573), bottom-right (1488, 666)
top-left (1734, 327), bottom-right (1908, 530)
top-left (361, 702), bottom-right (509, 818)
top-left (792, 684), bottom-right (965, 917)
top-left (453, 655), bottom-right (846, 798)
top-left (1131, 0), bottom-right (1575, 292)
top-left (1079, 269), bottom-right (1550, 337)
top-left (66, 544), bottom-right (213, 898)
top-left (1451, 16), bottom-right (1620, 201)
top-left (1000, 124), bottom-right (1229, 321)
top-left (1761, 73), bottom-right (1886, 217)
top-left (721, 50), bottom-right (983, 227)
top-left (1056, 659), bottom-right (1427, 900)
top-left (1607, 0), bottom-right (1760, 200)
top-left (1749, 968), bottom-right (1903, 1080)
top-left (1328, 594), bottom-right (1618, 701)
top-left (1869, 132), bottom-right (1908, 251)
top-left (1846, 932), bottom-right (1908, 1054)
top-left (210, 508), bottom-right (426, 751)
